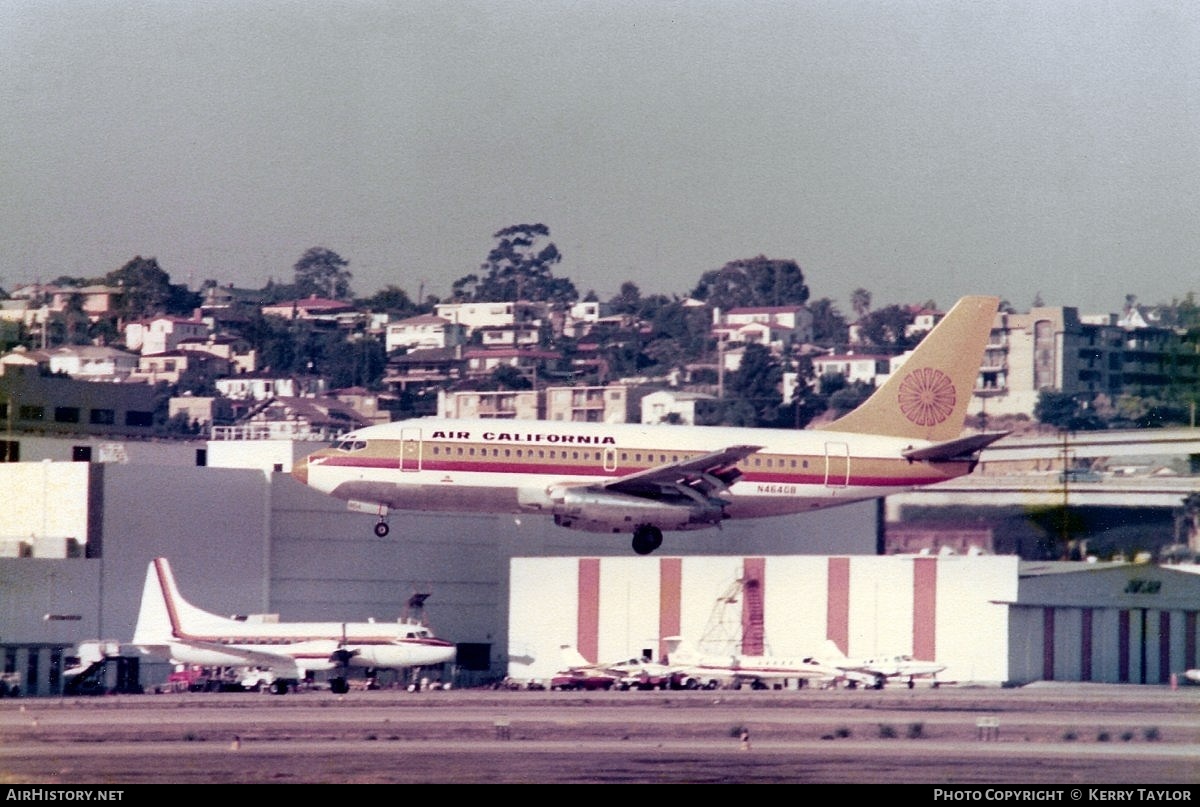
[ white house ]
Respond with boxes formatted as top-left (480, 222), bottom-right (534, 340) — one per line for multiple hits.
top-left (124, 316), bottom-right (210, 355)
top-left (640, 389), bottom-right (718, 425)
top-left (384, 314), bottom-right (466, 353)
top-left (715, 306), bottom-right (813, 344)
top-left (215, 374), bottom-right (305, 401)
top-left (434, 301), bottom-right (546, 336)
top-left (563, 301), bottom-right (613, 338)
top-left (811, 352), bottom-right (892, 386)
top-left (47, 346), bottom-right (140, 381)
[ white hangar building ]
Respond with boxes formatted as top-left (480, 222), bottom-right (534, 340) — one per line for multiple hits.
top-left (508, 555), bottom-right (1200, 686)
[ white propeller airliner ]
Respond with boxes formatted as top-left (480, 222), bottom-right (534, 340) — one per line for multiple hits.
top-left (131, 557), bottom-right (456, 694)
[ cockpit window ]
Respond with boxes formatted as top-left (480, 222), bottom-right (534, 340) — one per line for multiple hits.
top-left (336, 439), bottom-right (367, 452)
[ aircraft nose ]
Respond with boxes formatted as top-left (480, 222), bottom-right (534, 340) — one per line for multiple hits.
top-left (291, 456), bottom-right (308, 485)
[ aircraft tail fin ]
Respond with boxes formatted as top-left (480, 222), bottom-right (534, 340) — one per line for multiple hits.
top-left (662, 636), bottom-right (700, 665)
top-left (559, 644), bottom-right (594, 670)
top-left (820, 639), bottom-right (849, 662)
top-left (131, 557), bottom-right (230, 645)
top-left (825, 295), bottom-right (1000, 442)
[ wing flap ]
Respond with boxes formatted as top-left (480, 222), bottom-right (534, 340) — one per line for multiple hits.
top-left (601, 444), bottom-right (763, 498)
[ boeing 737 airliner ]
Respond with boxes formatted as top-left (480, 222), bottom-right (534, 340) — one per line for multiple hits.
top-left (292, 295), bottom-right (1004, 555)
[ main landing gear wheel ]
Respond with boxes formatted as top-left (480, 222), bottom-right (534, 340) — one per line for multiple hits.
top-left (631, 525), bottom-right (663, 555)
top-left (330, 677), bottom-right (350, 695)
top-left (374, 520), bottom-right (390, 537)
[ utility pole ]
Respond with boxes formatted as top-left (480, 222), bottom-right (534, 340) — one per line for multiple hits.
top-left (1060, 429), bottom-right (1072, 559)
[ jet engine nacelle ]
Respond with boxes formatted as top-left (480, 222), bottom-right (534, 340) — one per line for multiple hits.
top-left (547, 487), bottom-right (723, 533)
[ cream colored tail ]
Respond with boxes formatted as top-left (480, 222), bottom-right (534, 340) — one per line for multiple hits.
top-left (825, 296), bottom-right (999, 442)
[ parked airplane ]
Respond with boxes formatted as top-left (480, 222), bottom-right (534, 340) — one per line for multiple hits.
top-left (814, 640), bottom-right (948, 689)
top-left (556, 644), bottom-right (676, 690)
top-left (663, 636), bottom-right (840, 690)
top-left (130, 557), bottom-right (457, 694)
top-left (292, 295), bottom-right (1003, 555)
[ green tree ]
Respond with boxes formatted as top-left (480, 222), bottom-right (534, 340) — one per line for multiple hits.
top-left (827, 381), bottom-right (874, 418)
top-left (609, 281), bottom-right (643, 316)
top-left (294, 247), bottom-right (352, 300)
top-left (807, 297), bottom-right (849, 346)
top-left (59, 290), bottom-right (90, 345)
top-left (857, 304), bottom-right (915, 349)
top-left (317, 332), bottom-right (387, 389)
top-left (689, 255), bottom-right (809, 311)
top-left (1034, 390), bottom-right (1105, 431)
top-left (851, 288), bottom-right (872, 319)
top-left (106, 256), bottom-right (174, 322)
top-left (454, 224), bottom-right (577, 305)
top-left (725, 343), bottom-right (783, 425)
top-left (358, 285), bottom-right (423, 317)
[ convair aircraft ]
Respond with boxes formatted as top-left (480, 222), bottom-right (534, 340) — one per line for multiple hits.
top-left (292, 295), bottom-right (1004, 555)
top-left (131, 558), bottom-right (456, 694)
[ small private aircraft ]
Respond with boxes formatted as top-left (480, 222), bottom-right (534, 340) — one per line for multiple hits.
top-left (292, 295), bottom-right (1004, 555)
top-left (662, 636), bottom-right (841, 690)
top-left (813, 640), bottom-right (948, 689)
top-left (553, 644), bottom-right (676, 690)
top-left (130, 557), bottom-right (457, 694)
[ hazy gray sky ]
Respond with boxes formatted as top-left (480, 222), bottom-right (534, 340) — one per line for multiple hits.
top-left (4, 0), bottom-right (1198, 314)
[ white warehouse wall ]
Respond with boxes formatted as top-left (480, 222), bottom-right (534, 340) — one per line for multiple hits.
top-left (509, 555), bottom-right (1020, 684)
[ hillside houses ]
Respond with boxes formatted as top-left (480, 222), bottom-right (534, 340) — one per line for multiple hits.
top-left (1, 273), bottom-right (1198, 439)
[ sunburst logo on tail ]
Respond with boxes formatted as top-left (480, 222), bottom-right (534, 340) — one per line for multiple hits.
top-left (897, 367), bottom-right (956, 427)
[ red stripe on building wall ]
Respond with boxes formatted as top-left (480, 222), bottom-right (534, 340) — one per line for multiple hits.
top-left (1042, 609), bottom-right (1055, 681)
top-left (577, 558), bottom-right (601, 664)
top-left (912, 557), bottom-right (937, 660)
top-left (741, 557), bottom-right (766, 656)
top-left (826, 557), bottom-right (850, 655)
top-left (1081, 608), bottom-right (1093, 682)
top-left (658, 558), bottom-right (682, 663)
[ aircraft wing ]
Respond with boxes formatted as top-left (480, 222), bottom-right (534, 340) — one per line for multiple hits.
top-left (180, 640), bottom-right (339, 679)
top-left (599, 445), bottom-right (763, 499)
top-left (901, 431), bottom-right (1010, 462)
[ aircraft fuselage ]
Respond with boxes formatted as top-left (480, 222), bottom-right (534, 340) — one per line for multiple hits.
top-left (294, 418), bottom-right (974, 532)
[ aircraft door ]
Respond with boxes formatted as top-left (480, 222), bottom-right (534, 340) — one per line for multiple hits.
top-left (824, 441), bottom-right (849, 487)
top-left (603, 447), bottom-right (618, 473)
top-left (399, 427), bottom-right (422, 472)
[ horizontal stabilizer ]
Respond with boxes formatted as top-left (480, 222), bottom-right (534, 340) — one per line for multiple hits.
top-left (901, 431), bottom-right (1010, 462)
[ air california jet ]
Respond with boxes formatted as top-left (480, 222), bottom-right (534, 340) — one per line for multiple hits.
top-left (292, 296), bottom-right (1004, 555)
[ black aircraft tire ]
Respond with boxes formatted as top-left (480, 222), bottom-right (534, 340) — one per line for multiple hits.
top-left (374, 522), bottom-right (390, 538)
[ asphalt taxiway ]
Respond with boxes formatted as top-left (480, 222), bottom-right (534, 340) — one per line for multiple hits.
top-left (1, 684), bottom-right (1197, 784)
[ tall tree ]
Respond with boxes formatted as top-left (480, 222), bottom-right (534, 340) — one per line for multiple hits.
top-left (689, 256), bottom-right (809, 311)
top-left (358, 285), bottom-right (423, 317)
top-left (455, 223), bottom-right (577, 304)
top-left (294, 247), bottom-right (352, 300)
top-left (609, 281), bottom-right (643, 316)
top-left (856, 304), bottom-right (916, 349)
top-left (725, 342), bottom-right (783, 425)
top-left (106, 256), bottom-right (174, 322)
top-left (807, 297), bottom-right (849, 345)
top-left (850, 287), bottom-right (872, 320)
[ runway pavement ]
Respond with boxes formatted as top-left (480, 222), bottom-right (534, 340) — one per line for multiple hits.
top-left (1, 683), bottom-right (1197, 784)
